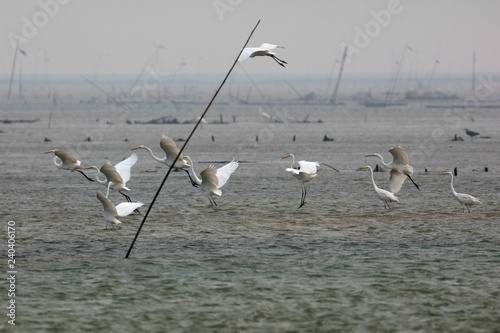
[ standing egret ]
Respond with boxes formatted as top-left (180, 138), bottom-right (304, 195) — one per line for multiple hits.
top-left (131, 135), bottom-right (197, 186)
top-left (44, 149), bottom-right (94, 182)
top-left (282, 154), bottom-right (320, 209)
top-left (365, 146), bottom-right (419, 193)
top-left (359, 166), bottom-right (400, 209)
top-left (239, 43), bottom-right (287, 67)
top-left (440, 171), bottom-right (482, 212)
top-left (87, 153), bottom-right (138, 202)
top-left (184, 156), bottom-right (239, 206)
top-left (96, 191), bottom-right (143, 229)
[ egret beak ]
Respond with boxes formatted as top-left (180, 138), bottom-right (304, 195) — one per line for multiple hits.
top-left (44, 151), bottom-right (53, 154)
top-left (365, 154), bottom-right (374, 157)
top-left (358, 167), bottom-right (368, 170)
top-left (440, 173), bottom-right (447, 175)
top-left (131, 147), bottom-right (139, 150)
top-left (281, 155), bottom-right (290, 159)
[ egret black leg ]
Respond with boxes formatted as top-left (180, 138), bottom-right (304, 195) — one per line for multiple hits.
top-left (182, 169), bottom-right (199, 187)
top-left (407, 174), bottom-right (419, 190)
top-left (298, 183), bottom-right (306, 209)
top-left (77, 170), bottom-right (94, 182)
top-left (121, 192), bottom-right (140, 213)
top-left (271, 55), bottom-right (286, 68)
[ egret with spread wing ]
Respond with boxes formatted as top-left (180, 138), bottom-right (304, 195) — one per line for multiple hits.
top-left (359, 166), bottom-right (400, 209)
top-left (365, 146), bottom-right (419, 193)
top-left (44, 149), bottom-right (94, 182)
top-left (282, 154), bottom-right (320, 209)
top-left (440, 171), bottom-right (482, 212)
top-left (88, 153), bottom-right (138, 202)
top-left (96, 191), bottom-right (143, 229)
top-left (131, 135), bottom-right (197, 186)
top-left (239, 43), bottom-right (287, 67)
top-left (185, 156), bottom-right (239, 206)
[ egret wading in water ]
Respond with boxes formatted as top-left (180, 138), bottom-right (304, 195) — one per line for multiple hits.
top-left (87, 153), bottom-right (139, 210)
top-left (131, 135), bottom-right (197, 186)
top-left (184, 156), bottom-right (239, 206)
top-left (282, 154), bottom-right (320, 209)
top-left (440, 171), bottom-right (482, 212)
top-left (359, 166), bottom-right (400, 209)
top-left (365, 146), bottom-right (419, 193)
top-left (44, 149), bottom-right (94, 182)
top-left (239, 43), bottom-right (287, 67)
top-left (96, 191), bottom-right (143, 229)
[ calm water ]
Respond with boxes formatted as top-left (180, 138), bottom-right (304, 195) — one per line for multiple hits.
top-left (1, 102), bottom-right (500, 332)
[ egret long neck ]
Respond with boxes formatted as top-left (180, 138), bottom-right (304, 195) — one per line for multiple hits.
top-left (144, 146), bottom-right (165, 164)
top-left (185, 156), bottom-right (201, 184)
top-left (368, 167), bottom-right (378, 190)
top-left (377, 155), bottom-right (391, 169)
top-left (289, 154), bottom-right (296, 169)
top-left (449, 174), bottom-right (457, 195)
top-left (53, 156), bottom-right (63, 168)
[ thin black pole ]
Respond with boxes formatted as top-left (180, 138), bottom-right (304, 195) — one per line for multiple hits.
top-left (126, 19), bottom-right (261, 258)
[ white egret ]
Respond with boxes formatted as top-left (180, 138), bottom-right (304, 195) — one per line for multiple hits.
top-left (96, 191), bottom-right (143, 229)
top-left (184, 156), bottom-right (239, 206)
top-left (359, 166), bottom-right (400, 209)
top-left (44, 149), bottom-right (94, 182)
top-left (282, 154), bottom-right (320, 209)
top-left (440, 171), bottom-right (482, 212)
top-left (131, 135), bottom-right (197, 186)
top-left (87, 153), bottom-right (138, 202)
top-left (365, 146), bottom-right (419, 193)
top-left (239, 43), bottom-right (287, 67)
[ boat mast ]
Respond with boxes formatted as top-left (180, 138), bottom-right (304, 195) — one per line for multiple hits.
top-left (7, 39), bottom-right (19, 99)
top-left (330, 46), bottom-right (348, 104)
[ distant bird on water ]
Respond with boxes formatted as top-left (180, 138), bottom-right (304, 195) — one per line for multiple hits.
top-left (359, 166), bottom-right (400, 209)
top-left (463, 128), bottom-right (479, 141)
top-left (131, 135), bottom-right (197, 186)
top-left (282, 154), bottom-right (320, 209)
top-left (365, 146), bottom-right (419, 193)
top-left (440, 171), bottom-right (482, 212)
top-left (44, 149), bottom-right (94, 182)
top-left (185, 156), bottom-right (239, 206)
top-left (239, 43), bottom-right (287, 67)
top-left (96, 191), bottom-right (143, 229)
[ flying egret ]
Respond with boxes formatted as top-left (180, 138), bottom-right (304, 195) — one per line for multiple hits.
top-left (44, 149), bottom-right (94, 182)
top-left (282, 154), bottom-right (320, 209)
top-left (359, 166), bottom-right (400, 209)
top-left (365, 146), bottom-right (419, 193)
top-left (96, 191), bottom-right (143, 229)
top-left (440, 171), bottom-right (482, 212)
top-left (184, 156), bottom-right (239, 206)
top-left (87, 153), bottom-right (138, 202)
top-left (463, 128), bottom-right (479, 141)
top-left (239, 43), bottom-right (287, 67)
top-left (131, 135), bottom-right (197, 186)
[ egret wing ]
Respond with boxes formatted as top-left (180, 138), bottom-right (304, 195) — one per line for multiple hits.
top-left (388, 169), bottom-right (407, 194)
top-left (115, 202), bottom-right (144, 217)
top-left (215, 160), bottom-right (239, 189)
top-left (160, 135), bottom-right (184, 162)
top-left (54, 150), bottom-right (79, 164)
top-left (298, 160), bottom-right (320, 174)
top-left (96, 191), bottom-right (118, 215)
top-left (259, 43), bottom-right (281, 50)
top-left (200, 166), bottom-right (219, 191)
top-left (389, 146), bottom-right (409, 166)
top-left (100, 162), bottom-right (124, 184)
top-left (115, 153), bottom-right (138, 183)
top-left (238, 47), bottom-right (259, 62)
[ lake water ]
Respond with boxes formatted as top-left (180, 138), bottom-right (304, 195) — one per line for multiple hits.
top-left (1, 100), bottom-right (500, 332)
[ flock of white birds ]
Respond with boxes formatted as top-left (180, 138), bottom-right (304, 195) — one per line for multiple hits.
top-left (44, 43), bottom-right (483, 228)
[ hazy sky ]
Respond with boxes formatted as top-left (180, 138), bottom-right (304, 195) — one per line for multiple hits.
top-left (1, 0), bottom-right (499, 76)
